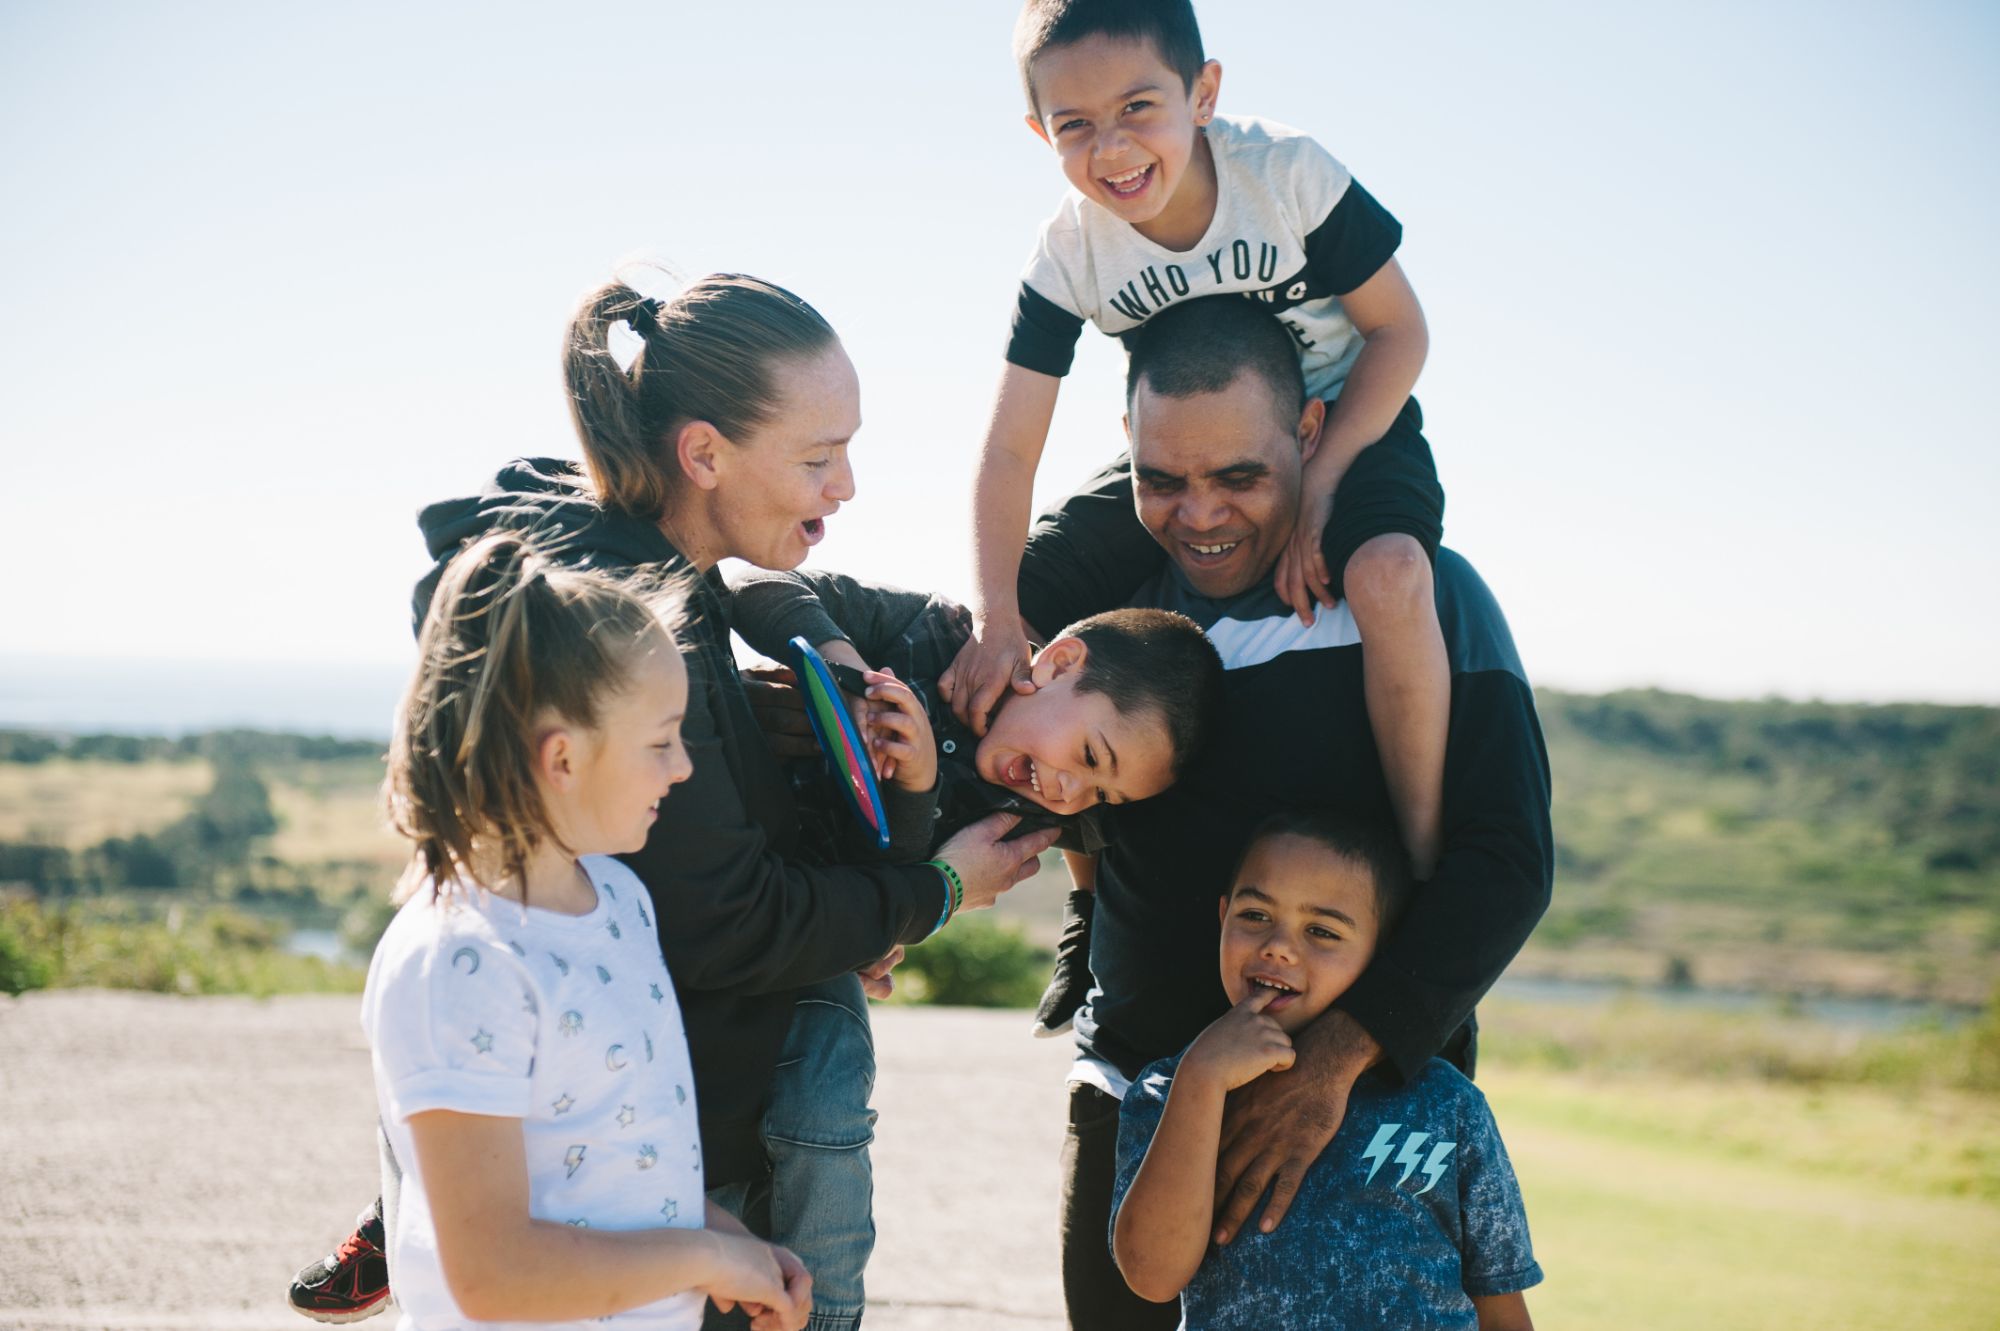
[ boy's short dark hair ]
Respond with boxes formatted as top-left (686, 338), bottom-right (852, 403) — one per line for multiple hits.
top-left (1057, 607), bottom-right (1223, 782)
top-left (1123, 296), bottom-right (1307, 434)
top-left (1013, 0), bottom-right (1207, 115)
top-left (1234, 808), bottom-right (1415, 933)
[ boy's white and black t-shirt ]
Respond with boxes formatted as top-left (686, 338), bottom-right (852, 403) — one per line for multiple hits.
top-left (1006, 115), bottom-right (1402, 401)
top-left (362, 856), bottom-right (706, 1331)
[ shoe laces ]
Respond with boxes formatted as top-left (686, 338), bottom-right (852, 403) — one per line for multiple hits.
top-left (333, 1227), bottom-right (378, 1263)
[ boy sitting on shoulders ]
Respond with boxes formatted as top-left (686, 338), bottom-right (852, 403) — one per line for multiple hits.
top-left (951, 0), bottom-right (1451, 893)
top-left (1111, 810), bottom-right (1541, 1330)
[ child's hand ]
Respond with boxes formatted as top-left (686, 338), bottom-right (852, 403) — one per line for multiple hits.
top-left (1182, 989), bottom-right (1296, 1092)
top-left (747, 1246), bottom-right (813, 1331)
top-left (939, 616), bottom-right (1037, 736)
top-left (861, 667), bottom-right (937, 792)
top-left (856, 944), bottom-right (906, 1000)
top-left (706, 1236), bottom-right (811, 1329)
top-left (1273, 479), bottom-right (1338, 625)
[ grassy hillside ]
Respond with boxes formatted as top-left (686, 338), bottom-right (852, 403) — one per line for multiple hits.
top-left (0, 688), bottom-right (1995, 1003)
top-left (1529, 690), bottom-right (2000, 1002)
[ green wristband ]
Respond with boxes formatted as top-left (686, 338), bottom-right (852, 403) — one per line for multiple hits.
top-left (927, 858), bottom-right (964, 934)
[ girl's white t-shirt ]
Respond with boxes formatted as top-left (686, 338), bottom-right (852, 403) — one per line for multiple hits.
top-left (361, 855), bottom-right (706, 1331)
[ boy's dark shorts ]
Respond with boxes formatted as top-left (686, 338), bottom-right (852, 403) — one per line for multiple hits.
top-left (1321, 395), bottom-right (1444, 600)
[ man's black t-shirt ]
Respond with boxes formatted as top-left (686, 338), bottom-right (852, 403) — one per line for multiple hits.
top-left (1020, 458), bottom-right (1553, 1081)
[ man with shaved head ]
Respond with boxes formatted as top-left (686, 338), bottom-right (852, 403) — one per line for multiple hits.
top-left (1007, 296), bottom-right (1554, 1330)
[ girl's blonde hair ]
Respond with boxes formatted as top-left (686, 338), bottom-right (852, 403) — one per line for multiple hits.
top-left (562, 272), bottom-right (837, 520)
top-left (386, 530), bottom-right (689, 900)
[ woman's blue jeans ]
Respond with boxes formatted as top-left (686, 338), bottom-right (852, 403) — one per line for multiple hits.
top-left (706, 972), bottom-right (878, 1331)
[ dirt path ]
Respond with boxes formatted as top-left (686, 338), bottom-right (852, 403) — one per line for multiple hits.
top-left (0, 991), bottom-right (1076, 1331)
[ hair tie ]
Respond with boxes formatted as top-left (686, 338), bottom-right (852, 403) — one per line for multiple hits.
top-left (628, 295), bottom-right (664, 338)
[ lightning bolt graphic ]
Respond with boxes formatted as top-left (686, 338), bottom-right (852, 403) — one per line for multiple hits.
top-left (565, 1145), bottom-right (586, 1178)
top-left (1416, 1141), bottom-right (1457, 1195)
top-left (1361, 1123), bottom-right (1402, 1184)
top-left (1393, 1131), bottom-right (1432, 1187)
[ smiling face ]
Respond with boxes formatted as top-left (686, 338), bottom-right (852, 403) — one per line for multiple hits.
top-left (972, 636), bottom-right (1177, 815)
top-left (556, 634), bottom-right (692, 855)
top-left (707, 341), bottom-right (860, 571)
top-left (1219, 832), bottom-right (1382, 1034)
top-left (1128, 368), bottom-right (1322, 599)
top-left (1026, 34), bottom-right (1221, 246)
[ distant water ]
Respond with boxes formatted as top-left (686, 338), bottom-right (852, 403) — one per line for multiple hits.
top-left (0, 655), bottom-right (406, 739)
top-left (1490, 974), bottom-right (1975, 1031)
top-left (288, 928), bottom-right (348, 963)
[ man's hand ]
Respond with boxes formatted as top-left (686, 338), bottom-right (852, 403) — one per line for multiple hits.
top-left (1211, 1007), bottom-right (1381, 1244)
top-left (739, 664), bottom-right (818, 760)
top-left (856, 945), bottom-right (906, 1000)
top-left (938, 614), bottom-right (1037, 736)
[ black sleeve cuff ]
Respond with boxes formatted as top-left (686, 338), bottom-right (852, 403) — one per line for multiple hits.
top-left (1305, 177), bottom-right (1404, 296)
top-left (881, 777), bottom-right (941, 864)
top-left (1004, 282), bottom-right (1086, 377)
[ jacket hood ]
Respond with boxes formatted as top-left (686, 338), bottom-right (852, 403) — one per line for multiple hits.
top-left (410, 457), bottom-right (684, 633)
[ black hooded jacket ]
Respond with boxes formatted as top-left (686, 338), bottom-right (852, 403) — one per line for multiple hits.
top-left (414, 458), bottom-right (948, 1185)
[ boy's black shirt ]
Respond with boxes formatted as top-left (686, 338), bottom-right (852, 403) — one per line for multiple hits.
top-left (729, 568), bottom-right (1108, 856)
top-left (413, 459), bottom-right (948, 1185)
top-left (1016, 456), bottom-right (1554, 1083)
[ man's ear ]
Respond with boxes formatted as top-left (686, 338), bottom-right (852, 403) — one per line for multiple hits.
top-left (1027, 634), bottom-right (1089, 688)
top-left (675, 420), bottom-right (727, 493)
top-left (1217, 892), bottom-right (1230, 926)
top-left (1296, 397), bottom-right (1328, 465)
top-left (1025, 111), bottom-right (1052, 148)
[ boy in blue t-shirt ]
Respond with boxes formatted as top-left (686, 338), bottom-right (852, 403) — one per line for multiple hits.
top-left (1110, 811), bottom-right (1541, 1330)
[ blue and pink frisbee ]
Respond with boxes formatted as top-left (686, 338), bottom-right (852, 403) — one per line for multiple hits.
top-left (787, 636), bottom-right (891, 851)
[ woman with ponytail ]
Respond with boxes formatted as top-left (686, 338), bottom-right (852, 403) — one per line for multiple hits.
top-left (291, 273), bottom-right (1057, 1331)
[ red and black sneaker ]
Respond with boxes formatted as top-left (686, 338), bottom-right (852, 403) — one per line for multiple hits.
top-left (287, 1198), bottom-right (390, 1323)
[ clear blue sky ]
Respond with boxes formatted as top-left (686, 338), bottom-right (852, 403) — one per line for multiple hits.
top-left (3, 0), bottom-right (1996, 704)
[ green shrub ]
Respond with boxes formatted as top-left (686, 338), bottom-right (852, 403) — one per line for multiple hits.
top-left (0, 896), bottom-right (361, 997)
top-left (898, 917), bottom-right (1052, 1008)
top-left (0, 898), bottom-right (57, 993)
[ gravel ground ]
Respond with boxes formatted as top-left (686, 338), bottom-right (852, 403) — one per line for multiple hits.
top-left (0, 991), bottom-right (1076, 1331)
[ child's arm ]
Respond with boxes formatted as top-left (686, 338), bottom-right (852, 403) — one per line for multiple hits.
top-left (943, 362), bottom-right (1063, 734)
top-left (1112, 991), bottom-right (1294, 1302)
top-left (728, 568), bottom-right (935, 671)
top-left (1062, 848), bottom-right (1096, 890)
top-left (1273, 257), bottom-right (1430, 621)
top-left (1455, 1090), bottom-right (1545, 1327)
top-left (1473, 1292), bottom-right (1535, 1331)
top-left (408, 1109), bottom-right (811, 1329)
